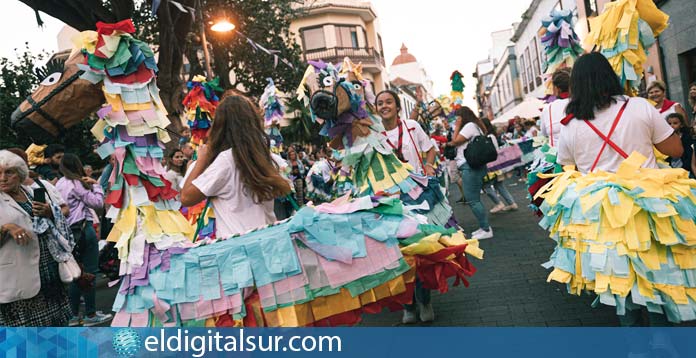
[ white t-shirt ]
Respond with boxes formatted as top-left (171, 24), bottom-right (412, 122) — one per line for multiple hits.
top-left (455, 122), bottom-right (484, 167)
top-left (557, 96), bottom-right (674, 174)
top-left (659, 102), bottom-right (680, 119)
top-left (306, 158), bottom-right (332, 182)
top-left (192, 149), bottom-right (276, 238)
top-left (164, 169), bottom-right (184, 193)
top-left (383, 119), bottom-right (434, 174)
top-left (540, 98), bottom-right (569, 146)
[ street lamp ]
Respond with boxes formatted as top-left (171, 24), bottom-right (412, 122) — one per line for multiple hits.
top-left (198, 1), bottom-right (235, 80)
top-left (211, 19), bottom-right (235, 33)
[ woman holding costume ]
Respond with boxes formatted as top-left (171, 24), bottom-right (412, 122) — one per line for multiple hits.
top-left (181, 95), bottom-right (291, 239)
top-left (375, 89), bottom-right (437, 324)
top-left (555, 53), bottom-right (683, 326)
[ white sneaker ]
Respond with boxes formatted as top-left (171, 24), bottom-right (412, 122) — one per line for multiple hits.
top-left (419, 303), bottom-right (435, 322)
top-left (472, 228), bottom-right (493, 240)
top-left (502, 203), bottom-right (518, 211)
top-left (471, 228), bottom-right (484, 237)
top-left (68, 315), bottom-right (81, 327)
top-left (82, 311), bottom-right (113, 327)
top-left (402, 309), bottom-right (418, 324)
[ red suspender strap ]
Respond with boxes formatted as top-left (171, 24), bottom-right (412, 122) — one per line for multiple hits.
top-left (404, 122), bottom-right (427, 173)
top-left (584, 100), bottom-right (630, 172)
top-left (548, 104), bottom-right (554, 147)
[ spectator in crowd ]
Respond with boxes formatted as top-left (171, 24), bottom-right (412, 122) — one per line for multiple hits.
top-left (286, 146), bottom-right (307, 205)
top-left (181, 142), bottom-right (194, 161)
top-left (35, 144), bottom-right (65, 184)
top-left (647, 80), bottom-right (687, 120)
top-left (56, 154), bottom-right (111, 327)
top-left (6, 148), bottom-right (69, 218)
top-left (164, 149), bottom-right (187, 194)
top-left (446, 106), bottom-right (494, 240)
top-left (0, 150), bottom-right (73, 326)
top-left (666, 113), bottom-right (695, 178)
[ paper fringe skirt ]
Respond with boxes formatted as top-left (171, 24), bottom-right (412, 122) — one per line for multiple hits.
top-left (111, 199), bottom-right (483, 327)
top-left (536, 152), bottom-right (696, 323)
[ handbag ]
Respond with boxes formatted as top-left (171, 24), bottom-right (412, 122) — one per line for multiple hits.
top-left (444, 131), bottom-right (457, 160)
top-left (59, 256), bottom-right (82, 283)
top-left (464, 126), bottom-right (498, 168)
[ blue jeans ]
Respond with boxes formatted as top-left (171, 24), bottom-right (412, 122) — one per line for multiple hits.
top-left (459, 162), bottom-right (490, 230)
top-left (484, 179), bottom-right (516, 206)
top-left (404, 280), bottom-right (431, 311)
top-left (69, 221), bottom-right (98, 316)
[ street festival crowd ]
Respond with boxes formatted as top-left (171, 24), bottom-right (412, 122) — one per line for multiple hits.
top-left (1, 1), bottom-right (696, 328)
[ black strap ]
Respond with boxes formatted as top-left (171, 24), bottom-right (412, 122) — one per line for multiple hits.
top-left (33, 179), bottom-right (55, 206)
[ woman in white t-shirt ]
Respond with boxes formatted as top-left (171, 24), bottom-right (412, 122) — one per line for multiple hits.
top-left (375, 90), bottom-right (437, 177)
top-left (540, 67), bottom-right (571, 147)
top-left (558, 53), bottom-right (682, 326)
top-left (180, 95), bottom-right (292, 238)
top-left (445, 106), bottom-right (493, 240)
top-left (164, 149), bottom-right (186, 195)
top-left (559, 54), bottom-right (682, 175)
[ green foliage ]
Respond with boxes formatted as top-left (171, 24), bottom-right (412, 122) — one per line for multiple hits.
top-left (204, 0), bottom-right (306, 96)
top-left (0, 45), bottom-right (102, 167)
top-left (281, 97), bottom-right (324, 146)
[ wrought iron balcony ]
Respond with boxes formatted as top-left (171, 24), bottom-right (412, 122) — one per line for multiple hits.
top-left (303, 47), bottom-right (385, 69)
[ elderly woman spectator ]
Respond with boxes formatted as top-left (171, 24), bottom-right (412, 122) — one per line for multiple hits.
top-left (647, 80), bottom-right (687, 120)
top-left (0, 150), bottom-right (73, 326)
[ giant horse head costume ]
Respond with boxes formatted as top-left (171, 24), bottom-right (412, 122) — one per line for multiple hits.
top-left (13, 21), bottom-right (481, 327)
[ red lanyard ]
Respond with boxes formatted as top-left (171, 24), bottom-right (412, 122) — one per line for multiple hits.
top-left (382, 119), bottom-right (426, 173)
top-left (583, 100), bottom-right (630, 172)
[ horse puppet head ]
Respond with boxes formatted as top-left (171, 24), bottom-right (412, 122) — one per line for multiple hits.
top-left (296, 58), bottom-right (376, 149)
top-left (11, 50), bottom-right (105, 144)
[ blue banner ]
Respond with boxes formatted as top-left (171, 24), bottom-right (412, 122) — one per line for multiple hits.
top-left (1, 327), bottom-right (694, 357)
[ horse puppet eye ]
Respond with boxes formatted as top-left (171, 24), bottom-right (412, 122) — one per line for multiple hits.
top-left (352, 82), bottom-right (362, 90)
top-left (40, 72), bottom-right (62, 86)
top-left (322, 77), bottom-right (334, 87)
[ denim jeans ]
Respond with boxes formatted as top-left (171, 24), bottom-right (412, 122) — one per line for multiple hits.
top-left (459, 162), bottom-right (490, 230)
top-left (404, 280), bottom-right (431, 311)
top-left (484, 179), bottom-right (516, 206)
top-left (69, 221), bottom-right (98, 316)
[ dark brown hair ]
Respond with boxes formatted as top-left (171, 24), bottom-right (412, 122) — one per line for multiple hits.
top-left (207, 95), bottom-right (291, 203)
top-left (59, 153), bottom-right (90, 189)
top-left (167, 149), bottom-right (186, 176)
top-left (552, 67), bottom-right (571, 93)
top-left (454, 106), bottom-right (487, 134)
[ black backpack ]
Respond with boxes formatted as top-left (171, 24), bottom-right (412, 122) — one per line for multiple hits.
top-left (463, 127), bottom-right (498, 168)
top-left (443, 131), bottom-right (457, 160)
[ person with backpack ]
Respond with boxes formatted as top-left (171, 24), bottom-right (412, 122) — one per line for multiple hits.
top-left (445, 107), bottom-right (497, 240)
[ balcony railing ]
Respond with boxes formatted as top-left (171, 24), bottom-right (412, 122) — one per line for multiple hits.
top-left (303, 47), bottom-right (385, 68)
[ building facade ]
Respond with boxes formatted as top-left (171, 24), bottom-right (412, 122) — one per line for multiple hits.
top-left (289, 0), bottom-right (388, 93)
top-left (388, 44), bottom-right (435, 119)
top-left (653, 0), bottom-right (696, 115)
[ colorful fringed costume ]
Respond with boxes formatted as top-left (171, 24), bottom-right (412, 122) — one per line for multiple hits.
top-left (532, 2), bottom-right (696, 323)
top-left (259, 78), bottom-right (285, 153)
top-left (583, 0), bottom-right (669, 95)
top-left (539, 9), bottom-right (583, 101)
top-left (180, 76), bottom-right (221, 241)
top-left (13, 20), bottom-right (482, 327)
top-left (536, 153), bottom-right (696, 322)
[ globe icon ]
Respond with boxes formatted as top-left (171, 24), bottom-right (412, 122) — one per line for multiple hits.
top-left (112, 328), bottom-right (142, 357)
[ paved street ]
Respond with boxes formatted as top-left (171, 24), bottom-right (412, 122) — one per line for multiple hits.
top-left (95, 181), bottom-right (692, 327)
top-left (361, 180), bottom-right (621, 327)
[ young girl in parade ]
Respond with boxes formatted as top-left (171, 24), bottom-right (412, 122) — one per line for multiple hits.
top-left (552, 52), bottom-right (684, 326)
top-left (375, 90), bottom-right (437, 177)
top-left (180, 95), bottom-right (292, 238)
top-left (446, 107), bottom-right (494, 240)
top-left (480, 117), bottom-right (518, 213)
top-left (375, 90), bottom-right (438, 323)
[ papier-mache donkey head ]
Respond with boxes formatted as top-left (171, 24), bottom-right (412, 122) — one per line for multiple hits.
top-left (11, 49), bottom-right (105, 144)
top-left (296, 57), bottom-right (376, 149)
